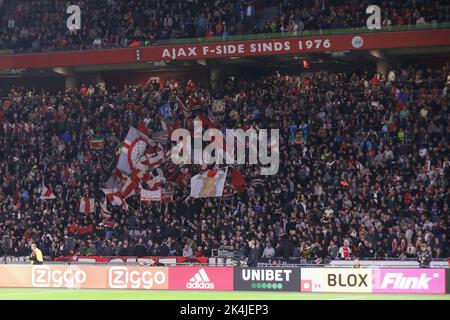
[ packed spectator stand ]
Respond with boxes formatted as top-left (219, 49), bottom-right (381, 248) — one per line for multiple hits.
top-left (0, 61), bottom-right (449, 264)
top-left (0, 0), bottom-right (449, 53)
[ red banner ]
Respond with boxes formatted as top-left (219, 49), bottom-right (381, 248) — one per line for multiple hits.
top-left (1, 29), bottom-right (449, 69)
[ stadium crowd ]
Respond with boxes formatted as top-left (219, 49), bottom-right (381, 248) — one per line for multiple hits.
top-left (0, 62), bottom-right (449, 263)
top-left (0, 0), bottom-right (449, 53)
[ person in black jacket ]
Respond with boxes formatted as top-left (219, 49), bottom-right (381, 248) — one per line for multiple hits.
top-left (247, 241), bottom-right (259, 267)
top-left (418, 243), bottom-right (432, 268)
top-left (279, 235), bottom-right (294, 259)
top-left (159, 240), bottom-right (171, 256)
top-left (133, 238), bottom-right (147, 257)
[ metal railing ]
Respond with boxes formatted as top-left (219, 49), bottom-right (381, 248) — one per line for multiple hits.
top-left (154, 22), bottom-right (450, 46)
top-left (1, 22), bottom-right (449, 55)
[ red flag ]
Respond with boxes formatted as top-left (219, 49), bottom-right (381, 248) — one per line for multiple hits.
top-left (303, 59), bottom-right (309, 69)
top-left (187, 95), bottom-right (201, 110)
top-left (137, 121), bottom-right (149, 136)
top-left (231, 168), bottom-right (245, 192)
top-left (77, 224), bottom-right (93, 234)
top-left (129, 41), bottom-right (141, 47)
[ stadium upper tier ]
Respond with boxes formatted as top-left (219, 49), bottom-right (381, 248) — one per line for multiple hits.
top-left (0, 0), bottom-right (449, 54)
top-left (0, 63), bottom-right (448, 261)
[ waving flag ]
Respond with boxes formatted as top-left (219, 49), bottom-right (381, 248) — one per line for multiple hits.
top-left (190, 167), bottom-right (228, 198)
top-left (79, 197), bottom-right (95, 214)
top-left (140, 187), bottom-right (173, 203)
top-left (140, 188), bottom-right (162, 202)
top-left (102, 189), bottom-right (126, 207)
top-left (231, 168), bottom-right (245, 192)
top-left (147, 143), bottom-right (165, 170)
top-left (122, 176), bottom-right (139, 199)
top-left (40, 185), bottom-right (56, 200)
top-left (176, 96), bottom-right (191, 116)
top-left (116, 127), bottom-right (152, 175)
top-left (100, 199), bottom-right (112, 218)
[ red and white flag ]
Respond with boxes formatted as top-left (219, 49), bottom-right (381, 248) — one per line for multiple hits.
top-left (122, 176), bottom-right (139, 199)
top-left (140, 188), bottom-right (162, 202)
top-left (102, 189), bottom-right (126, 207)
top-left (147, 143), bottom-right (165, 170)
top-left (116, 127), bottom-right (155, 175)
top-left (140, 188), bottom-right (173, 203)
top-left (79, 197), bottom-right (95, 214)
top-left (100, 199), bottom-right (112, 218)
top-left (176, 96), bottom-right (191, 116)
top-left (40, 185), bottom-right (56, 200)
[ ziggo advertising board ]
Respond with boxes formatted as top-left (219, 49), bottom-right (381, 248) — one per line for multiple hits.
top-left (0, 265), bottom-right (169, 290)
top-left (0, 265), bottom-right (234, 290)
top-left (300, 268), bottom-right (447, 294)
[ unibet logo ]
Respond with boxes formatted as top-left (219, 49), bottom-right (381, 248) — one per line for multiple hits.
top-left (186, 268), bottom-right (215, 289)
top-left (242, 269), bottom-right (292, 281)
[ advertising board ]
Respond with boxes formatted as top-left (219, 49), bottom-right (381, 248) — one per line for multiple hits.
top-left (0, 265), bottom-right (169, 290)
top-left (300, 268), bottom-right (372, 293)
top-left (168, 267), bottom-right (233, 291)
top-left (234, 267), bottom-right (300, 292)
top-left (372, 268), bottom-right (446, 294)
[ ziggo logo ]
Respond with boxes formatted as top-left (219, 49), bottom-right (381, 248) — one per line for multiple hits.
top-left (108, 267), bottom-right (167, 289)
top-left (32, 266), bottom-right (87, 288)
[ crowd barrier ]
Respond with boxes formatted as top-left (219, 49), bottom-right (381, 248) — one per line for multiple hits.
top-left (0, 265), bottom-right (448, 294)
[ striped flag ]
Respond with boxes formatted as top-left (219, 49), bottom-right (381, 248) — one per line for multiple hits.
top-left (102, 189), bottom-right (126, 207)
top-left (122, 176), bottom-right (139, 199)
top-left (100, 199), bottom-right (112, 218)
top-left (89, 135), bottom-right (104, 149)
top-left (176, 96), bottom-right (191, 117)
top-left (79, 197), bottom-right (95, 214)
top-left (147, 143), bottom-right (165, 170)
top-left (250, 178), bottom-right (264, 188)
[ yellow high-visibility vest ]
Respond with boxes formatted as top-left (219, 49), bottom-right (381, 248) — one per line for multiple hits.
top-left (32, 248), bottom-right (44, 263)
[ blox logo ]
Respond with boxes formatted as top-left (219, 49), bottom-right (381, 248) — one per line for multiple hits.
top-left (108, 267), bottom-right (167, 289)
top-left (380, 272), bottom-right (439, 290)
top-left (32, 266), bottom-right (87, 288)
top-left (186, 268), bottom-right (215, 289)
top-left (327, 273), bottom-right (369, 287)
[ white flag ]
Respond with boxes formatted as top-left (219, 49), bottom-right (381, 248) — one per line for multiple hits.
top-left (79, 197), bottom-right (95, 214)
top-left (40, 185), bottom-right (56, 200)
top-left (190, 167), bottom-right (227, 198)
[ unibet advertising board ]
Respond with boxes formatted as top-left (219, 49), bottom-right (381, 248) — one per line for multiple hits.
top-left (234, 267), bottom-right (300, 292)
